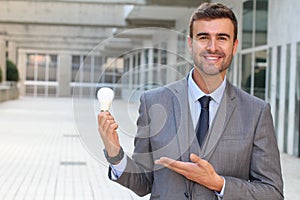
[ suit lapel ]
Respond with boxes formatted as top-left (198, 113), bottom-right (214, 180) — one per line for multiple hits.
top-left (168, 79), bottom-right (237, 161)
top-left (168, 78), bottom-right (196, 162)
top-left (202, 81), bottom-right (237, 159)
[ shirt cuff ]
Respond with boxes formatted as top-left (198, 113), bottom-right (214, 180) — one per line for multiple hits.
top-left (214, 176), bottom-right (226, 198)
top-left (110, 155), bottom-right (127, 180)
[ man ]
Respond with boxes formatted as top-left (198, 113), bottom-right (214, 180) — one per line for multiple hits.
top-left (98, 2), bottom-right (284, 199)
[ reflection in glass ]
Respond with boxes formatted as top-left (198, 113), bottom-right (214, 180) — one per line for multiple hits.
top-left (71, 55), bottom-right (80, 82)
top-left (93, 56), bottom-right (104, 84)
top-left (255, 0), bottom-right (268, 46)
top-left (83, 56), bottom-right (91, 83)
top-left (49, 55), bottom-right (57, 81)
top-left (37, 54), bottom-right (46, 81)
top-left (241, 53), bottom-right (252, 94)
top-left (242, 0), bottom-right (254, 49)
top-left (26, 54), bottom-right (35, 81)
top-left (254, 50), bottom-right (267, 100)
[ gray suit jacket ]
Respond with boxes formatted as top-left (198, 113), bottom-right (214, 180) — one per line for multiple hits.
top-left (112, 78), bottom-right (284, 200)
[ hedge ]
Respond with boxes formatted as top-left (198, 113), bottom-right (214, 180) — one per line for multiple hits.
top-left (6, 60), bottom-right (19, 82)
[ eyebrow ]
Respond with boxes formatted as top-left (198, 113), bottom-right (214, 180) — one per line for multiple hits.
top-left (195, 32), bottom-right (231, 39)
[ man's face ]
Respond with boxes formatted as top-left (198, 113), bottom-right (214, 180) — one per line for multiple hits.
top-left (188, 18), bottom-right (238, 77)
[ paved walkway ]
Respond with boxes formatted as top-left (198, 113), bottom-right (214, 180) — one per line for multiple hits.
top-left (0, 97), bottom-right (299, 199)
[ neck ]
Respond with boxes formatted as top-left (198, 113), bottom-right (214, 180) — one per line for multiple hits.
top-left (192, 68), bottom-right (226, 94)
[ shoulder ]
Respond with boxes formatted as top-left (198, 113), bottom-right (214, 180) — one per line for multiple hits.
top-left (142, 78), bottom-right (187, 100)
top-left (227, 81), bottom-right (268, 109)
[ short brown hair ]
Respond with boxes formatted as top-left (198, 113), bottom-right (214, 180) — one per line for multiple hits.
top-left (189, 3), bottom-right (238, 41)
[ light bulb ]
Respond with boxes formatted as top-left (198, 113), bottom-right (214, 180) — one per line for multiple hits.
top-left (97, 87), bottom-right (115, 111)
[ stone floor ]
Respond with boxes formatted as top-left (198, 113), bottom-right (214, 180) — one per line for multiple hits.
top-left (0, 97), bottom-right (298, 199)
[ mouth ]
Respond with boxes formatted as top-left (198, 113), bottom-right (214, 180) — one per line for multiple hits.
top-left (201, 53), bottom-right (223, 64)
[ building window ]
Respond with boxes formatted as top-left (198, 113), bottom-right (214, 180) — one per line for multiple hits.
top-left (242, 0), bottom-right (268, 49)
top-left (71, 55), bottom-right (109, 97)
top-left (71, 55), bottom-right (80, 82)
top-left (161, 42), bottom-right (167, 65)
top-left (49, 55), bottom-right (57, 81)
top-left (241, 0), bottom-right (268, 100)
top-left (25, 54), bottom-right (58, 97)
top-left (255, 0), bottom-right (268, 46)
top-left (253, 50), bottom-right (267, 99)
top-left (241, 53), bottom-right (252, 94)
top-left (242, 0), bottom-right (254, 49)
top-left (177, 30), bottom-right (187, 62)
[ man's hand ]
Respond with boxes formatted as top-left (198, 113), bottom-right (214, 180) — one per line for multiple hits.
top-left (155, 153), bottom-right (224, 192)
top-left (97, 112), bottom-right (120, 158)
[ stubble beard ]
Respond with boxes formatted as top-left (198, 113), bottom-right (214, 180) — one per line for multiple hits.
top-left (192, 50), bottom-right (233, 77)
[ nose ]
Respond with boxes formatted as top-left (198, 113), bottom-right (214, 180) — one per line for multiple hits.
top-left (206, 39), bottom-right (217, 53)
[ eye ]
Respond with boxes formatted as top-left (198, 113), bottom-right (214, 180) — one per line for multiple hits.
top-left (198, 35), bottom-right (209, 41)
top-left (218, 36), bottom-right (228, 41)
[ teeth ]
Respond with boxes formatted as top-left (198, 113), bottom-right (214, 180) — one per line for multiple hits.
top-left (206, 57), bottom-right (219, 60)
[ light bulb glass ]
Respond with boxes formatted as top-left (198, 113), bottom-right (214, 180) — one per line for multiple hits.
top-left (97, 87), bottom-right (114, 111)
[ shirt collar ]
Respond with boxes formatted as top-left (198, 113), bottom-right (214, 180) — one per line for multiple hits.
top-left (188, 69), bottom-right (226, 104)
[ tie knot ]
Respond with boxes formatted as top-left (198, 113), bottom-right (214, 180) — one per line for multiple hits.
top-left (199, 96), bottom-right (211, 109)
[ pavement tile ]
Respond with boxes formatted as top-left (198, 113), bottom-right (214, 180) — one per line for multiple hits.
top-left (0, 97), bottom-right (298, 199)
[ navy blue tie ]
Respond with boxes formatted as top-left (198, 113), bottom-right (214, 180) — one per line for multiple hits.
top-left (196, 96), bottom-right (211, 147)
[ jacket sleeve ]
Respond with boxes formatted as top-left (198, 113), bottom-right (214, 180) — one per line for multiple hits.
top-left (222, 103), bottom-right (284, 200)
top-left (111, 93), bottom-right (154, 197)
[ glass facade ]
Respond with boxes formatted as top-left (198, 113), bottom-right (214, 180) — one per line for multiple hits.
top-left (71, 55), bottom-right (112, 97)
top-left (255, 0), bottom-right (268, 47)
top-left (254, 50), bottom-right (267, 100)
top-left (241, 0), bottom-right (268, 100)
top-left (242, 0), bottom-right (268, 49)
top-left (241, 53), bottom-right (252, 94)
top-left (242, 0), bottom-right (254, 49)
top-left (25, 54), bottom-right (58, 97)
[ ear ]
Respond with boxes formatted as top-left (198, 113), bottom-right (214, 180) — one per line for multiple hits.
top-left (187, 36), bottom-right (193, 53)
top-left (232, 39), bottom-right (239, 55)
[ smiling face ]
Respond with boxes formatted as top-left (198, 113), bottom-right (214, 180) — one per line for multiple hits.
top-left (188, 18), bottom-right (238, 78)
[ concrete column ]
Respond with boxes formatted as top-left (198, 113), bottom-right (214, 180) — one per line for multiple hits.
top-left (278, 45), bottom-right (287, 152)
top-left (17, 50), bottom-right (27, 96)
top-left (58, 53), bottom-right (72, 97)
top-left (8, 41), bottom-right (17, 64)
top-left (287, 43), bottom-right (297, 155)
top-left (140, 50), bottom-right (145, 87)
top-left (134, 52), bottom-right (139, 87)
top-left (167, 33), bottom-right (177, 83)
top-left (129, 54), bottom-right (133, 89)
top-left (148, 48), bottom-right (153, 84)
top-left (0, 38), bottom-right (6, 82)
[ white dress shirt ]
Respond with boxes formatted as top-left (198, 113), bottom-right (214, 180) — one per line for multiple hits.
top-left (187, 69), bottom-right (226, 130)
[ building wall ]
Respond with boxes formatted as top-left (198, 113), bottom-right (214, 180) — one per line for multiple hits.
top-left (0, 37), bottom-right (6, 82)
top-left (2, 0), bottom-right (300, 157)
top-left (268, 0), bottom-right (300, 45)
top-left (267, 0), bottom-right (300, 156)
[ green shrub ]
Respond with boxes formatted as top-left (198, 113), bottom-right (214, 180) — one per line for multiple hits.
top-left (6, 60), bottom-right (19, 82)
top-left (0, 67), bottom-right (2, 82)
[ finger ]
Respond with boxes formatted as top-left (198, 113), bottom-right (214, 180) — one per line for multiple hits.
top-left (155, 157), bottom-right (176, 166)
top-left (156, 158), bottom-right (195, 179)
top-left (190, 153), bottom-right (201, 163)
top-left (102, 120), bottom-right (117, 136)
top-left (98, 113), bottom-right (116, 133)
top-left (98, 112), bottom-right (114, 125)
top-left (155, 157), bottom-right (189, 171)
